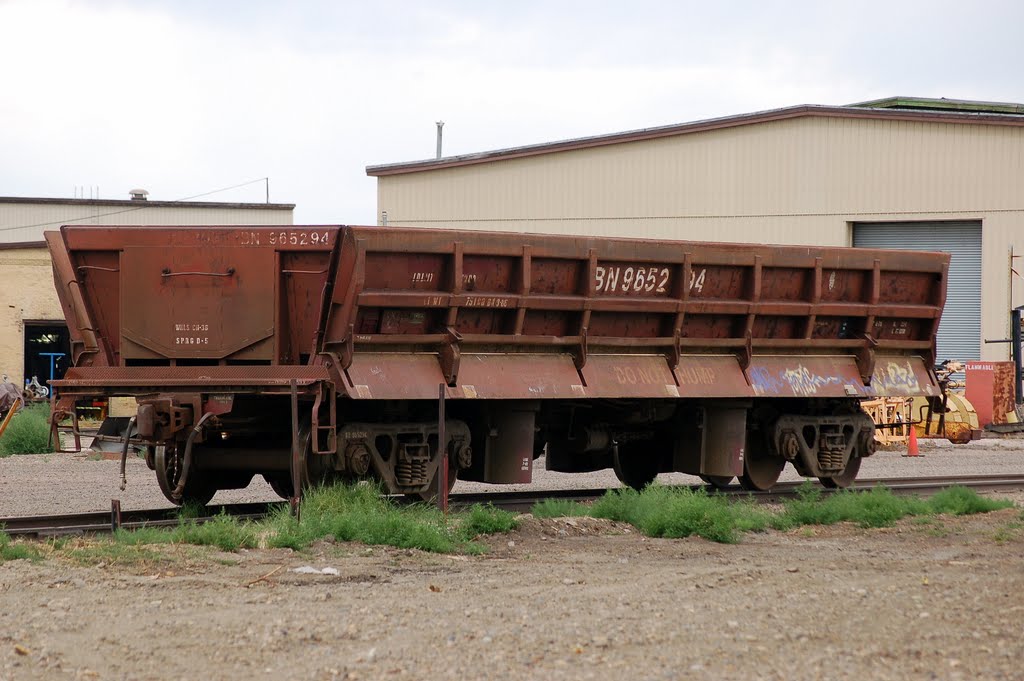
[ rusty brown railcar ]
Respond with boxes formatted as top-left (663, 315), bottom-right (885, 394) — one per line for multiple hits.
top-left (46, 225), bottom-right (948, 504)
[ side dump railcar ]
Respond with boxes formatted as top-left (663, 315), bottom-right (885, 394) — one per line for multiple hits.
top-left (46, 225), bottom-right (949, 504)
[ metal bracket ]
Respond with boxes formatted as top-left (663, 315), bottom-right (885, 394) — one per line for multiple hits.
top-left (857, 333), bottom-right (879, 385)
top-left (573, 326), bottom-right (589, 371)
top-left (439, 326), bottom-right (463, 386)
top-left (737, 333), bottom-right (753, 372)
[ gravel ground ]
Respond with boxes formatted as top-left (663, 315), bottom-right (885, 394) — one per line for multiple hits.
top-left (1, 437), bottom-right (1023, 517)
top-left (2, 439), bottom-right (1023, 680)
top-left (1, 505), bottom-right (1023, 680)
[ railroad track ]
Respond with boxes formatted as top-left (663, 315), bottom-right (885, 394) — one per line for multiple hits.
top-left (3, 474), bottom-right (1023, 538)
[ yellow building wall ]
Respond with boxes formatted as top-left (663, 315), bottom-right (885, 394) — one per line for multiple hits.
top-left (0, 247), bottom-right (62, 389)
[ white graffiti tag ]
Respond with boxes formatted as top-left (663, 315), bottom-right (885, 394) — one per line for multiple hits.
top-left (782, 365), bottom-right (842, 396)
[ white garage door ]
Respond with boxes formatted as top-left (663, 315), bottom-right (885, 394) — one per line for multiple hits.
top-left (853, 221), bottom-right (981, 365)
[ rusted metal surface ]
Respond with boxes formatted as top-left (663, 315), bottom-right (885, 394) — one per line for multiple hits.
top-left (580, 355), bottom-right (679, 399)
top-left (343, 353), bottom-right (445, 399)
top-left (965, 361), bottom-right (1016, 427)
top-left (52, 366), bottom-right (329, 389)
top-left (453, 354), bottom-right (582, 400)
top-left (46, 223), bottom-right (948, 403)
top-left (674, 356), bottom-right (752, 398)
top-left (749, 356), bottom-right (865, 398)
top-left (870, 356), bottom-right (940, 397)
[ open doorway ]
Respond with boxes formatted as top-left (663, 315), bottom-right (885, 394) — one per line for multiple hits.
top-left (24, 321), bottom-right (71, 391)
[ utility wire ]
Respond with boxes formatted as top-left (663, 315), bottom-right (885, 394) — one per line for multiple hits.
top-left (0, 177), bottom-right (271, 233)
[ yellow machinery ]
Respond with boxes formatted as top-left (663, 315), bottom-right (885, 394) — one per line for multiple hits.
top-left (909, 392), bottom-right (979, 444)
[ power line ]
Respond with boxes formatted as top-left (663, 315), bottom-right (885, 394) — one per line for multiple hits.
top-left (0, 177), bottom-right (271, 233)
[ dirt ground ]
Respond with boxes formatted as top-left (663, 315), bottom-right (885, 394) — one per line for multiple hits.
top-left (2, 502), bottom-right (1024, 680)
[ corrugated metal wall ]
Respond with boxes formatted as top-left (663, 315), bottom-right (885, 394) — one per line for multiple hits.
top-left (853, 222), bottom-right (982, 364)
top-left (378, 117), bottom-right (1023, 238)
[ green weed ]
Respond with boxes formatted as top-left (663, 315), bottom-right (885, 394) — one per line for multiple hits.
top-left (773, 485), bottom-right (931, 530)
top-left (0, 403), bottom-right (53, 456)
top-left (461, 504), bottom-right (519, 536)
top-left (64, 542), bottom-right (162, 566)
top-left (265, 483), bottom-right (517, 553)
top-left (592, 485), bottom-right (772, 544)
top-left (0, 530), bottom-right (41, 562)
top-left (531, 498), bottom-right (590, 518)
top-left (537, 482), bottom-right (1012, 544)
top-left (928, 486), bottom-right (1014, 516)
top-left (173, 514), bottom-right (259, 552)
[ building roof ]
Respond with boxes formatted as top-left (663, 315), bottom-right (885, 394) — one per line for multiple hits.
top-left (366, 97), bottom-right (1024, 177)
top-left (0, 240), bottom-right (45, 250)
top-left (0, 196), bottom-right (295, 210)
top-left (850, 96), bottom-right (1024, 115)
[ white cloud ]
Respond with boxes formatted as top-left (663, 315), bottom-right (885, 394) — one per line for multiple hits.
top-left (0, 0), bottom-right (1022, 224)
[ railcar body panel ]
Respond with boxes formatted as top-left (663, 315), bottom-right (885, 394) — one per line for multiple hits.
top-left (44, 224), bottom-right (950, 501)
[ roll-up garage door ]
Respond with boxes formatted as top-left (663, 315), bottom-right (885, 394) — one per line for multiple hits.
top-left (853, 221), bottom-right (981, 365)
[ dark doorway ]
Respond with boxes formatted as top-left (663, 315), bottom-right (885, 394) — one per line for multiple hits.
top-left (24, 322), bottom-right (71, 389)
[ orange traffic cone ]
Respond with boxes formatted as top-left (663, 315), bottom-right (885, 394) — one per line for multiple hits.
top-left (902, 424), bottom-right (922, 458)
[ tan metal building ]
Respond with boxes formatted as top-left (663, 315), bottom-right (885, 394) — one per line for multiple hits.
top-left (367, 97), bottom-right (1024, 364)
top-left (0, 194), bottom-right (294, 390)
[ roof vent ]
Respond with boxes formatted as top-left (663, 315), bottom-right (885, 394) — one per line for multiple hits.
top-left (129, 188), bottom-right (149, 201)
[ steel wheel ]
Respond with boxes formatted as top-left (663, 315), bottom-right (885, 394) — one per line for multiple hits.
top-left (154, 444), bottom-right (216, 506)
top-left (613, 442), bottom-right (660, 491)
top-left (819, 455), bottom-right (861, 489)
top-left (263, 422), bottom-right (327, 500)
top-left (700, 475), bottom-right (735, 489)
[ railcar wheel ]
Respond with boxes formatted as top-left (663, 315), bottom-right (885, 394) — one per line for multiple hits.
top-left (819, 456), bottom-right (861, 489)
top-left (154, 445), bottom-right (216, 506)
top-left (739, 448), bottom-right (785, 492)
top-left (613, 442), bottom-right (659, 491)
top-left (261, 423), bottom-right (328, 500)
top-left (699, 475), bottom-right (735, 489)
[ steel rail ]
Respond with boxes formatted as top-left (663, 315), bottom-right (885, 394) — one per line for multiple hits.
top-left (2, 474), bottom-right (1023, 538)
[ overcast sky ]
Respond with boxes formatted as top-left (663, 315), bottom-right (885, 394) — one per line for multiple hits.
top-left (2, 0), bottom-right (1022, 225)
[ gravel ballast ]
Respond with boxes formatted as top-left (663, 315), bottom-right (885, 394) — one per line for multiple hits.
top-left (1, 440), bottom-right (1023, 680)
top-left (1, 437), bottom-right (1023, 517)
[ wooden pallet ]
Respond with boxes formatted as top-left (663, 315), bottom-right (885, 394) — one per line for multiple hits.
top-left (861, 397), bottom-right (911, 445)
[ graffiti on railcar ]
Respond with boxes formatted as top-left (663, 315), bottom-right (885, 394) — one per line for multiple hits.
top-left (749, 364), bottom-right (843, 397)
top-left (873, 359), bottom-right (924, 394)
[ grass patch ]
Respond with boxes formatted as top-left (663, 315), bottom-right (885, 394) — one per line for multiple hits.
top-left (462, 504), bottom-right (519, 536)
top-left (540, 483), bottom-right (1014, 544)
top-left (173, 513), bottom-right (259, 552)
top-left (928, 486), bottom-right (1015, 515)
top-left (107, 482), bottom-right (520, 556)
top-left (0, 530), bottom-right (42, 562)
top-left (531, 498), bottom-right (590, 518)
top-left (274, 484), bottom-right (518, 554)
top-left (64, 541), bottom-right (165, 567)
top-left (773, 484), bottom-right (930, 530)
top-left (592, 486), bottom-right (772, 544)
top-left (0, 403), bottom-right (52, 456)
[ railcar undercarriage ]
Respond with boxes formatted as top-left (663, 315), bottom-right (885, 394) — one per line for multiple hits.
top-left (68, 392), bottom-right (876, 506)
